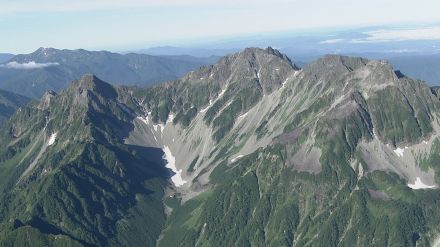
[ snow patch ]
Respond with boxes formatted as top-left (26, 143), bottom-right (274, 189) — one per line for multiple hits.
top-left (47, 133), bottom-right (57, 146)
top-left (163, 146), bottom-right (187, 187)
top-left (279, 77), bottom-right (290, 90)
top-left (231, 155), bottom-right (244, 163)
top-left (358, 163), bottom-right (364, 178)
top-left (408, 177), bottom-right (436, 190)
top-left (279, 71), bottom-right (300, 90)
top-left (199, 87), bottom-right (227, 113)
top-left (153, 124), bottom-right (165, 134)
top-left (217, 87), bottom-right (227, 98)
top-left (137, 115), bottom-right (162, 141)
top-left (330, 95), bottom-right (345, 109)
top-left (222, 101), bottom-right (233, 110)
top-left (137, 116), bottom-right (149, 125)
top-left (199, 103), bottom-right (211, 113)
top-left (372, 127), bottom-right (378, 139)
top-left (393, 147), bottom-right (405, 157)
top-left (166, 114), bottom-right (175, 124)
top-left (237, 112), bottom-right (249, 122)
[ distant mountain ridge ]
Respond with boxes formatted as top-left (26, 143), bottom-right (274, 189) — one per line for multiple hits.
top-left (0, 54), bottom-right (14, 63)
top-left (139, 45), bottom-right (238, 57)
top-left (0, 47), bottom-right (218, 98)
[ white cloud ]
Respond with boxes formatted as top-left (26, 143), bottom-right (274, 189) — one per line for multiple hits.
top-left (386, 49), bottom-right (419, 53)
top-left (319, 39), bottom-right (345, 44)
top-left (0, 61), bottom-right (59, 69)
top-left (351, 27), bottom-right (440, 43)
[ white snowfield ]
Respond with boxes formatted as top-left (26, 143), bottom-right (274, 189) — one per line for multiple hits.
top-left (137, 116), bottom-right (149, 125)
top-left (163, 146), bottom-right (187, 187)
top-left (166, 114), bottom-right (175, 124)
top-left (408, 177), bottom-right (436, 190)
top-left (280, 71), bottom-right (299, 90)
top-left (231, 155), bottom-right (244, 163)
top-left (199, 102), bottom-right (212, 113)
top-left (279, 77), bottom-right (290, 90)
top-left (47, 133), bottom-right (57, 146)
top-left (393, 147), bottom-right (407, 157)
top-left (137, 114), bottom-right (167, 134)
top-left (153, 123), bottom-right (165, 134)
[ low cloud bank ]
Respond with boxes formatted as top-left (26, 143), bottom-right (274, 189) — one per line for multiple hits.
top-left (0, 61), bottom-right (59, 69)
top-left (318, 26), bottom-right (440, 44)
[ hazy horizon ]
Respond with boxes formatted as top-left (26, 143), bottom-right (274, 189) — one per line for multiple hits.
top-left (2, 0), bottom-right (440, 54)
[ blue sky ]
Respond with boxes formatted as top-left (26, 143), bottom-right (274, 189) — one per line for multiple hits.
top-left (1, 0), bottom-right (440, 53)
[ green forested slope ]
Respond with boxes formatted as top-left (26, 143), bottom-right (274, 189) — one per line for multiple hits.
top-left (0, 75), bottom-right (169, 246)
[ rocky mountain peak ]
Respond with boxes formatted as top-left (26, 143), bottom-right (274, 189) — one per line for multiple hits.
top-left (33, 47), bottom-right (59, 57)
top-left (305, 54), bottom-right (368, 74)
top-left (213, 47), bottom-right (298, 93)
top-left (38, 90), bottom-right (57, 109)
top-left (235, 47), bottom-right (296, 68)
top-left (176, 47), bottom-right (298, 100)
top-left (302, 54), bottom-right (410, 94)
top-left (55, 74), bottom-right (119, 110)
top-left (69, 74), bottom-right (117, 97)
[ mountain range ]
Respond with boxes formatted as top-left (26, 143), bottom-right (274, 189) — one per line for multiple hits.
top-left (0, 54), bottom-right (14, 63)
top-left (0, 47), bottom-right (440, 246)
top-left (141, 45), bottom-right (440, 86)
top-left (0, 48), bottom-right (218, 99)
top-left (138, 46), bottom-right (235, 57)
